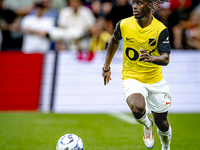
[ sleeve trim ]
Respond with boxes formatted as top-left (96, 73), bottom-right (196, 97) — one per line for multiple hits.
top-left (114, 20), bottom-right (122, 40)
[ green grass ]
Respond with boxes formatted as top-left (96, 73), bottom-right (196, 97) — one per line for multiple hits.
top-left (0, 113), bottom-right (199, 150)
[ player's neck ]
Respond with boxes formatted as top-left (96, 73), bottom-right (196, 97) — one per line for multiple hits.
top-left (136, 14), bottom-right (152, 28)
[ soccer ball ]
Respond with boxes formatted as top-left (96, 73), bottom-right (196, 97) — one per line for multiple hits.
top-left (56, 134), bottom-right (84, 150)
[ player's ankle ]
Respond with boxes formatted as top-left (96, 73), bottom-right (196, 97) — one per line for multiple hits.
top-left (136, 113), bottom-right (152, 128)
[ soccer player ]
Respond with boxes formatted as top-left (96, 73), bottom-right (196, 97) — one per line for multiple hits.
top-left (102, 0), bottom-right (172, 150)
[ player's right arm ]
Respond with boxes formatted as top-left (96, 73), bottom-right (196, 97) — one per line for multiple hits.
top-left (102, 35), bottom-right (120, 85)
top-left (102, 21), bottom-right (122, 86)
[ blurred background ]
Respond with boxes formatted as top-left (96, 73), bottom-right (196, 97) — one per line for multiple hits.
top-left (0, 0), bottom-right (200, 113)
top-left (0, 0), bottom-right (200, 149)
top-left (0, 0), bottom-right (200, 52)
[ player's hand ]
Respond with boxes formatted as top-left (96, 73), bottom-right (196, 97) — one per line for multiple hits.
top-left (102, 69), bottom-right (111, 86)
top-left (139, 49), bottom-right (155, 62)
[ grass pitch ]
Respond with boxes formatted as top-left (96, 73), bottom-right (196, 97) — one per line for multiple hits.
top-left (0, 112), bottom-right (199, 150)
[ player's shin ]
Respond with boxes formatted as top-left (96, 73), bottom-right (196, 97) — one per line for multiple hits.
top-left (157, 125), bottom-right (172, 150)
top-left (136, 113), bottom-right (152, 128)
top-left (137, 113), bottom-right (155, 149)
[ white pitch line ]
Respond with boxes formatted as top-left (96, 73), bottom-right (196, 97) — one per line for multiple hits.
top-left (108, 113), bottom-right (138, 124)
top-left (35, 119), bottom-right (79, 125)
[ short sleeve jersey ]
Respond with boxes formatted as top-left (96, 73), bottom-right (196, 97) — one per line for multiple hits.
top-left (114, 15), bottom-right (171, 84)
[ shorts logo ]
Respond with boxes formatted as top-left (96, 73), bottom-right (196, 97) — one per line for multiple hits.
top-left (148, 38), bottom-right (156, 46)
top-left (164, 95), bottom-right (171, 105)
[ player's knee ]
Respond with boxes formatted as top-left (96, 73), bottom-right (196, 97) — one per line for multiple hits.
top-left (127, 103), bottom-right (145, 119)
top-left (154, 118), bottom-right (169, 132)
top-left (132, 105), bottom-right (145, 113)
top-left (126, 93), bottom-right (146, 118)
top-left (126, 94), bottom-right (145, 111)
top-left (133, 110), bottom-right (145, 119)
top-left (127, 99), bottom-right (144, 111)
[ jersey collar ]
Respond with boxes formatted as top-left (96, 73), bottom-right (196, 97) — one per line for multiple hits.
top-left (133, 14), bottom-right (155, 33)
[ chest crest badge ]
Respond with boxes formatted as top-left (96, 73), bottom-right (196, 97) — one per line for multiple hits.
top-left (148, 38), bottom-right (156, 46)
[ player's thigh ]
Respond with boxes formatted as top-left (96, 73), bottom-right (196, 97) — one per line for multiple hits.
top-left (126, 93), bottom-right (146, 110)
top-left (146, 80), bottom-right (172, 113)
top-left (122, 79), bottom-right (148, 109)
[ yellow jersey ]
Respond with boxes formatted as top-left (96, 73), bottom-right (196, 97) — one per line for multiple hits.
top-left (114, 15), bottom-right (171, 84)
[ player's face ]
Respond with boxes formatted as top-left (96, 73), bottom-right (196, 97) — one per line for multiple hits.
top-left (69, 0), bottom-right (81, 9)
top-left (132, 0), bottom-right (151, 19)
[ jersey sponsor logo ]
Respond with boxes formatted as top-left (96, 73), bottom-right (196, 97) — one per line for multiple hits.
top-left (148, 38), bottom-right (156, 46)
top-left (163, 37), bottom-right (169, 43)
top-left (125, 47), bottom-right (139, 61)
top-left (126, 37), bottom-right (134, 43)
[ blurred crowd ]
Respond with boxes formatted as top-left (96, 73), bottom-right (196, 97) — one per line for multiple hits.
top-left (0, 0), bottom-right (200, 53)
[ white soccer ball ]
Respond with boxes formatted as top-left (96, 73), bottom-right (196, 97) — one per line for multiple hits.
top-left (56, 134), bottom-right (84, 150)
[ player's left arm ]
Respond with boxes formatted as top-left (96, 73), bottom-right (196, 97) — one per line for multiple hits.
top-left (140, 28), bottom-right (171, 66)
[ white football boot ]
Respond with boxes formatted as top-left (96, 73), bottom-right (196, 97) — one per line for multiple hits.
top-left (143, 119), bottom-right (154, 149)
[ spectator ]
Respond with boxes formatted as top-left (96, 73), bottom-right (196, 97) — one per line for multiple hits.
top-left (185, 7), bottom-right (200, 49)
top-left (81, 0), bottom-right (93, 9)
top-left (0, 0), bottom-right (22, 50)
top-left (29, 0), bottom-right (58, 25)
top-left (105, 0), bottom-right (133, 34)
top-left (3, 0), bottom-right (34, 16)
top-left (154, 0), bottom-right (199, 49)
top-left (91, 0), bottom-right (113, 21)
top-left (170, 0), bottom-right (192, 12)
top-left (170, 0), bottom-right (195, 49)
top-left (49, 0), bottom-right (96, 51)
top-left (29, 0), bottom-right (59, 50)
top-left (89, 18), bottom-right (111, 52)
top-left (21, 2), bottom-right (55, 53)
top-left (51, 0), bottom-right (67, 10)
top-left (101, 0), bottom-right (113, 18)
top-left (91, 0), bottom-right (103, 18)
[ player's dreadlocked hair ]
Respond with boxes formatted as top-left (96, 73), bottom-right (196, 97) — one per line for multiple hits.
top-left (149, 0), bottom-right (171, 12)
